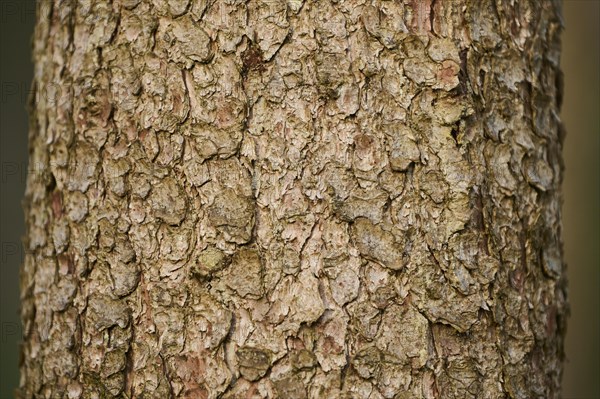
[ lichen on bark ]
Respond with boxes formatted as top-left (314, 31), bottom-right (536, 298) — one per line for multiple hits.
top-left (21, 0), bottom-right (567, 398)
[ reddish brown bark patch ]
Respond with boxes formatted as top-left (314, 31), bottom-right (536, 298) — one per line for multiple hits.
top-left (408, 0), bottom-right (433, 34)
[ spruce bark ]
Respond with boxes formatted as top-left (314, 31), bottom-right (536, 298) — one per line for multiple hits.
top-left (20, 0), bottom-right (567, 398)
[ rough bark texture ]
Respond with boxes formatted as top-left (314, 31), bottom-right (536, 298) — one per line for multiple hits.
top-left (20, 0), bottom-right (567, 398)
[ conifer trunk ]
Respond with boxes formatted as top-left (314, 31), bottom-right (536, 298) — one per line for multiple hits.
top-left (20, 0), bottom-right (567, 397)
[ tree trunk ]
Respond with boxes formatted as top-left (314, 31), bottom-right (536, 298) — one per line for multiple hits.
top-left (20, 0), bottom-right (567, 398)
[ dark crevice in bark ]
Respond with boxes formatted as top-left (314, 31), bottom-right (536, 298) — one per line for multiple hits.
top-left (429, 0), bottom-right (437, 34)
top-left (450, 123), bottom-right (460, 147)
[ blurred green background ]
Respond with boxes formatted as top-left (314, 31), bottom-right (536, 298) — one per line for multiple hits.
top-left (0, 1), bottom-right (598, 398)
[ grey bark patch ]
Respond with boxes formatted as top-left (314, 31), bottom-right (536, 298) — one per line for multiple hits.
top-left (193, 246), bottom-right (229, 280)
top-left (290, 349), bottom-right (317, 371)
top-left (49, 277), bottom-right (77, 312)
top-left (139, 59), bottom-right (190, 131)
top-left (385, 123), bottom-right (421, 172)
top-left (542, 245), bottom-right (562, 279)
top-left (352, 346), bottom-right (383, 379)
top-left (248, 0), bottom-right (290, 61)
top-left (347, 299), bottom-right (382, 340)
top-left (157, 16), bottom-right (213, 68)
top-left (350, 218), bottom-right (405, 270)
top-left (52, 219), bottom-right (70, 253)
top-left (65, 143), bottom-right (100, 193)
top-left (188, 292), bottom-right (233, 350)
top-left (158, 224), bottom-right (192, 262)
top-left (149, 176), bottom-right (188, 225)
top-left (87, 294), bottom-right (130, 331)
top-left (523, 156), bottom-right (554, 192)
top-left (438, 359), bottom-right (482, 399)
top-left (334, 187), bottom-right (388, 223)
top-left (222, 247), bottom-right (264, 298)
top-left (274, 375), bottom-right (308, 399)
top-left (375, 305), bottom-right (429, 367)
top-left (208, 188), bottom-right (255, 244)
top-left (419, 170), bottom-right (449, 203)
top-left (109, 261), bottom-right (141, 297)
top-left (352, 133), bottom-right (385, 179)
top-left (236, 347), bottom-right (272, 381)
top-left (65, 191), bottom-right (88, 223)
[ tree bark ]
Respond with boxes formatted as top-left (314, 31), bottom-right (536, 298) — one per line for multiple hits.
top-left (20, 0), bottom-right (567, 398)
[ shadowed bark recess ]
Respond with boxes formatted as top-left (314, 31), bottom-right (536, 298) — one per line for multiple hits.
top-left (20, 0), bottom-right (567, 398)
